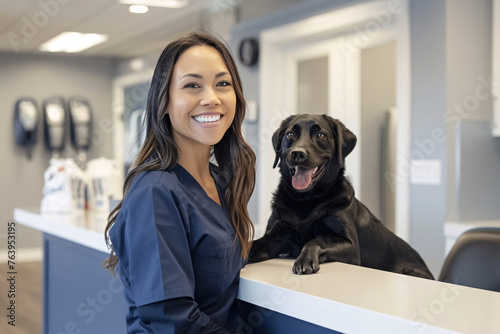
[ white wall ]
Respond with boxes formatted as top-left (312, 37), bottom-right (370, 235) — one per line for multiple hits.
top-left (446, 0), bottom-right (498, 222)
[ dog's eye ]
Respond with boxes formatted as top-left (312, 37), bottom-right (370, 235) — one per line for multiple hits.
top-left (286, 132), bottom-right (295, 139)
top-left (317, 133), bottom-right (326, 140)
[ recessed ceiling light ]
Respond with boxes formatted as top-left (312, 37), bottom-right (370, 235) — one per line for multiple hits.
top-left (119, 0), bottom-right (189, 9)
top-left (129, 58), bottom-right (144, 71)
top-left (129, 4), bottom-right (149, 13)
top-left (39, 32), bottom-right (108, 53)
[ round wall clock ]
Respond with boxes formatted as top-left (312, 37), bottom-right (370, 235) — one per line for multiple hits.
top-left (238, 38), bottom-right (259, 66)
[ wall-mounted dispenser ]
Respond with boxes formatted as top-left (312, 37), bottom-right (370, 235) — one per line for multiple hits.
top-left (68, 96), bottom-right (92, 162)
top-left (14, 97), bottom-right (39, 159)
top-left (43, 96), bottom-right (66, 158)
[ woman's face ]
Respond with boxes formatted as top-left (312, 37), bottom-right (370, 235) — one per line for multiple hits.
top-left (167, 45), bottom-right (236, 153)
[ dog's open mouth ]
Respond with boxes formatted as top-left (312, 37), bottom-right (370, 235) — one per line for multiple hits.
top-left (290, 164), bottom-right (325, 191)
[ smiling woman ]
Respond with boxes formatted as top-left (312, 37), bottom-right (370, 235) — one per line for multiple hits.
top-left (103, 31), bottom-right (256, 333)
top-left (167, 45), bottom-right (236, 154)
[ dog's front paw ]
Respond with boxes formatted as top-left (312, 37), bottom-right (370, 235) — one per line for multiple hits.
top-left (248, 240), bottom-right (270, 263)
top-left (292, 254), bottom-right (320, 275)
top-left (248, 250), bottom-right (269, 263)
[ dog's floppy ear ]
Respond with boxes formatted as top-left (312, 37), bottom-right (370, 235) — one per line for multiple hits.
top-left (272, 115), bottom-right (294, 168)
top-left (324, 115), bottom-right (357, 166)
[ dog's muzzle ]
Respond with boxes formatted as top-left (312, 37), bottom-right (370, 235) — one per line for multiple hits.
top-left (289, 163), bottom-right (326, 191)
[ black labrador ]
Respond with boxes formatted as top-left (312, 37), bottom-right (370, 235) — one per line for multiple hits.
top-left (249, 114), bottom-right (434, 279)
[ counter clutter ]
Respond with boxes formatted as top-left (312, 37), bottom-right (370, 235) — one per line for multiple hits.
top-left (40, 157), bottom-right (122, 217)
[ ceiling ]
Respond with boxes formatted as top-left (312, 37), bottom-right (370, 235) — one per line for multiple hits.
top-left (0, 0), bottom-right (233, 59)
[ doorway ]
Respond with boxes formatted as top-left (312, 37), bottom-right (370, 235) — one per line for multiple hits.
top-left (282, 37), bottom-right (364, 197)
top-left (257, 0), bottom-right (410, 240)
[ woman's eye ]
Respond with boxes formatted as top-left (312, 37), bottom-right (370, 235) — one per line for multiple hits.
top-left (184, 83), bottom-right (200, 89)
top-left (217, 81), bottom-right (231, 87)
top-left (317, 133), bottom-right (326, 140)
top-left (286, 132), bottom-right (295, 139)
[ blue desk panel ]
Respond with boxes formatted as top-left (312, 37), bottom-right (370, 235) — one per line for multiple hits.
top-left (43, 233), bottom-right (127, 334)
top-left (237, 300), bottom-right (342, 334)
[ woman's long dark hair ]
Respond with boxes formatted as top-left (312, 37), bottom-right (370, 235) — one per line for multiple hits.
top-left (103, 31), bottom-right (256, 273)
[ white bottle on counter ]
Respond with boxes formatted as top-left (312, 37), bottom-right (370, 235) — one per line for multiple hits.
top-left (85, 157), bottom-right (123, 231)
top-left (40, 158), bottom-right (86, 223)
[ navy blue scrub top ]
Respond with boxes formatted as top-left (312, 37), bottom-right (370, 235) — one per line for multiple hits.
top-left (109, 164), bottom-right (246, 333)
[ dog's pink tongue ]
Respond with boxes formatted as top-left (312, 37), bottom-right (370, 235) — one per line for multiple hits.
top-left (292, 166), bottom-right (314, 190)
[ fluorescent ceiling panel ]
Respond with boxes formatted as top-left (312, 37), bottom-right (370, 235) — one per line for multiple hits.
top-left (39, 32), bottom-right (108, 53)
top-left (119, 0), bottom-right (189, 9)
top-left (129, 4), bottom-right (149, 13)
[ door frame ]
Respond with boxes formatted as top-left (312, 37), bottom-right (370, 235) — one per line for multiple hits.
top-left (257, 0), bottom-right (411, 241)
top-left (283, 38), bottom-right (364, 195)
top-left (112, 71), bottom-right (151, 174)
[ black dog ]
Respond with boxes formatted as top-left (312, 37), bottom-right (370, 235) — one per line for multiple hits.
top-left (249, 114), bottom-right (434, 279)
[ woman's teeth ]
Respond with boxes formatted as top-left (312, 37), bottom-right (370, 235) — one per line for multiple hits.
top-left (194, 115), bottom-right (221, 123)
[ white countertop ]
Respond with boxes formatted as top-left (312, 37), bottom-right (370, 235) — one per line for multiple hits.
top-left (239, 259), bottom-right (500, 334)
top-left (14, 207), bottom-right (109, 253)
top-left (15, 208), bottom-right (500, 333)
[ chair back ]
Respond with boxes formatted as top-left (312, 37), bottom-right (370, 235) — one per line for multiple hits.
top-left (439, 227), bottom-right (500, 292)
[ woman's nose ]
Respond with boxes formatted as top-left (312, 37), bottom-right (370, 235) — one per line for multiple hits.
top-left (200, 87), bottom-right (221, 106)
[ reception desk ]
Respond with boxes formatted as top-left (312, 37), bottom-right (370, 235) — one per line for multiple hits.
top-left (14, 208), bottom-right (500, 334)
top-left (14, 208), bottom-right (126, 334)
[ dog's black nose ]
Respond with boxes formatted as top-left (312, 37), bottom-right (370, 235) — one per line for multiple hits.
top-left (291, 148), bottom-right (307, 162)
